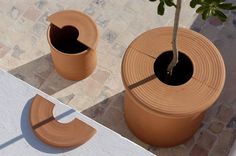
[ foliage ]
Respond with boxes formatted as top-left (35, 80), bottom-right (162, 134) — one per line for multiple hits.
top-left (149, 0), bottom-right (236, 21)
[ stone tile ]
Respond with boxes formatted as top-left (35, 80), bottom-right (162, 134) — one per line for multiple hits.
top-left (227, 116), bottom-right (236, 129)
top-left (34, 0), bottom-right (48, 10)
top-left (46, 2), bottom-right (65, 12)
top-left (102, 29), bottom-right (118, 44)
top-left (208, 17), bottom-right (224, 26)
top-left (153, 148), bottom-right (173, 156)
top-left (11, 45), bottom-right (25, 59)
top-left (209, 129), bottom-right (236, 156)
top-left (199, 23), bottom-right (220, 41)
top-left (38, 11), bottom-right (49, 24)
top-left (190, 144), bottom-right (208, 156)
top-left (82, 96), bottom-right (112, 119)
top-left (208, 121), bottom-right (224, 134)
top-left (91, 68), bottom-right (110, 84)
top-left (216, 105), bottom-right (234, 123)
top-left (83, 105), bottom-right (106, 119)
top-left (197, 130), bottom-right (217, 150)
top-left (104, 73), bottom-right (124, 92)
top-left (109, 91), bottom-right (124, 112)
top-left (94, 86), bottom-right (117, 104)
top-left (129, 136), bottom-right (149, 150)
top-left (0, 42), bottom-right (10, 58)
top-left (171, 146), bottom-right (189, 156)
top-left (31, 22), bottom-right (47, 37)
top-left (39, 70), bottom-right (76, 95)
top-left (81, 77), bottom-right (103, 98)
top-left (11, 72), bottom-right (45, 88)
top-left (57, 93), bottom-right (75, 105)
top-left (97, 52), bottom-right (119, 70)
top-left (92, 0), bottom-right (106, 7)
top-left (95, 14), bottom-right (110, 29)
top-left (23, 7), bottom-right (41, 21)
top-left (8, 6), bottom-right (22, 20)
top-left (116, 30), bottom-right (136, 47)
top-left (184, 136), bottom-right (195, 149)
top-left (84, 5), bottom-right (96, 16)
top-left (68, 94), bottom-right (94, 112)
top-left (97, 107), bottom-right (129, 136)
top-left (111, 42), bottom-right (126, 57)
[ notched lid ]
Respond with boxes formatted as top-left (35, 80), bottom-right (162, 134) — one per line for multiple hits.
top-left (48, 10), bottom-right (98, 50)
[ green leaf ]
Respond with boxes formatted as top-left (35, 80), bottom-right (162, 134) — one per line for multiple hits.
top-left (149, 0), bottom-right (157, 2)
top-left (229, 6), bottom-right (236, 10)
top-left (164, 0), bottom-right (176, 7)
top-left (215, 10), bottom-right (227, 21)
top-left (196, 6), bottom-right (205, 13)
top-left (158, 1), bottom-right (165, 15)
top-left (202, 10), bottom-right (210, 20)
top-left (190, 0), bottom-right (197, 8)
top-left (218, 3), bottom-right (233, 10)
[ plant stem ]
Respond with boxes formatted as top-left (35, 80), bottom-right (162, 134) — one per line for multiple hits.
top-left (167, 0), bottom-right (182, 75)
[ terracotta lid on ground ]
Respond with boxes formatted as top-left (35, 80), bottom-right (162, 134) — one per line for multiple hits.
top-left (48, 10), bottom-right (98, 50)
top-left (122, 27), bottom-right (225, 117)
top-left (29, 94), bottom-right (96, 148)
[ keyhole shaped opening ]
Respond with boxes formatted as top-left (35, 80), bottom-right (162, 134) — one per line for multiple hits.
top-left (49, 24), bottom-right (88, 54)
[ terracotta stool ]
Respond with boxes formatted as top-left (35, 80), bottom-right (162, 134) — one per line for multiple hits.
top-left (121, 27), bottom-right (225, 147)
top-left (47, 10), bottom-right (98, 80)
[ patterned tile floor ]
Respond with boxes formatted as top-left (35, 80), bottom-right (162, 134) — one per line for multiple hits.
top-left (1, 0), bottom-right (236, 155)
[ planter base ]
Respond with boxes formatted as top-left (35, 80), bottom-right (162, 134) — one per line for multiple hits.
top-left (124, 91), bottom-right (204, 147)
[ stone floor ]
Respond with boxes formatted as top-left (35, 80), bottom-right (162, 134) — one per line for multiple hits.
top-left (1, 0), bottom-right (236, 155)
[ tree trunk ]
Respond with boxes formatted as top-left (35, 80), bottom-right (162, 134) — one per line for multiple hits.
top-left (167, 0), bottom-right (182, 75)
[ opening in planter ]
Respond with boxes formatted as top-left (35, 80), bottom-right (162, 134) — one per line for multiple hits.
top-left (49, 24), bottom-right (88, 54)
top-left (154, 51), bottom-right (193, 86)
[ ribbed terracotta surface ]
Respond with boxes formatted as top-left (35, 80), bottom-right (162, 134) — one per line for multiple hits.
top-left (29, 94), bottom-right (96, 148)
top-left (47, 10), bottom-right (98, 80)
top-left (122, 27), bottom-right (225, 117)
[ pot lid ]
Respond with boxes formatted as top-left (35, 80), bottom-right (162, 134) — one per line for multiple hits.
top-left (48, 10), bottom-right (98, 50)
top-left (122, 27), bottom-right (225, 117)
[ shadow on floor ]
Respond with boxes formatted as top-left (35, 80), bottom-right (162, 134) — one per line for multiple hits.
top-left (82, 91), bottom-right (137, 142)
top-left (9, 54), bottom-right (77, 95)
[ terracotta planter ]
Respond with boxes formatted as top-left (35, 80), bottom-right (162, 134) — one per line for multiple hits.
top-left (121, 27), bottom-right (225, 147)
top-left (47, 10), bottom-right (98, 80)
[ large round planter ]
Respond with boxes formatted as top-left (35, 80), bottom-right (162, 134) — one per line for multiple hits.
top-left (121, 27), bottom-right (225, 147)
top-left (47, 10), bottom-right (98, 80)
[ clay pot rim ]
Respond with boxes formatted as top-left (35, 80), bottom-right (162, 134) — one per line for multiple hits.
top-left (121, 27), bottom-right (226, 116)
top-left (47, 10), bottom-right (99, 55)
top-left (47, 24), bottom-right (90, 56)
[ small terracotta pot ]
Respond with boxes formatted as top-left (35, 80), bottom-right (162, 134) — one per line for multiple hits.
top-left (121, 27), bottom-right (225, 147)
top-left (47, 10), bottom-right (98, 80)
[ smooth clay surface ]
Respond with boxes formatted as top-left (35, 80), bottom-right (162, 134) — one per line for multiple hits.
top-left (30, 94), bottom-right (96, 148)
top-left (121, 27), bottom-right (226, 147)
